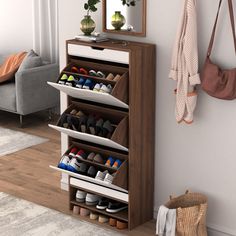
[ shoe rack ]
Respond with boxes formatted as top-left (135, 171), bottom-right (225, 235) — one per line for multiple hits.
top-left (48, 39), bottom-right (156, 230)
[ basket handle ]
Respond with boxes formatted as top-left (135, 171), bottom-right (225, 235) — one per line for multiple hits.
top-left (195, 204), bottom-right (206, 225)
top-left (170, 190), bottom-right (190, 200)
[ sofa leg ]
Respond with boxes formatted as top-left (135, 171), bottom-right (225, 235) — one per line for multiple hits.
top-left (20, 115), bottom-right (23, 128)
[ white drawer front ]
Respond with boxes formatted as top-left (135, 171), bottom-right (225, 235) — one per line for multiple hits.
top-left (70, 177), bottom-right (129, 203)
top-left (68, 44), bottom-right (129, 64)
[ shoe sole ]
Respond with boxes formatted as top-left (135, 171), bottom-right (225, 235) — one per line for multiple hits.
top-left (76, 198), bottom-right (85, 203)
top-left (86, 201), bottom-right (98, 206)
top-left (96, 205), bottom-right (107, 210)
top-left (106, 206), bottom-right (128, 213)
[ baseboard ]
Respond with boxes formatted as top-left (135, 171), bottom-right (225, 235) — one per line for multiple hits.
top-left (153, 207), bottom-right (236, 236)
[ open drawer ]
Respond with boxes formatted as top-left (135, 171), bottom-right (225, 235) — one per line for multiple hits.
top-left (70, 177), bottom-right (129, 203)
top-left (49, 101), bottom-right (129, 152)
top-left (48, 61), bottom-right (129, 109)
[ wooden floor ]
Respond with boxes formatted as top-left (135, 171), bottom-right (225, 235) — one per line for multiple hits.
top-left (0, 111), bottom-right (155, 236)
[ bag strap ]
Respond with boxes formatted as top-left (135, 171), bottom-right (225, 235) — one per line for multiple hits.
top-left (207, 0), bottom-right (236, 57)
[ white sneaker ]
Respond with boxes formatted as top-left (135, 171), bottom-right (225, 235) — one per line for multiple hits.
top-left (100, 84), bottom-right (112, 94)
top-left (67, 158), bottom-right (80, 173)
top-left (93, 83), bottom-right (102, 92)
top-left (86, 193), bottom-right (101, 206)
top-left (58, 155), bottom-right (70, 170)
top-left (76, 190), bottom-right (86, 202)
top-left (95, 170), bottom-right (109, 181)
top-left (104, 173), bottom-right (114, 184)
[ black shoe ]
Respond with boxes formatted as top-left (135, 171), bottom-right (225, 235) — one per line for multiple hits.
top-left (106, 202), bottom-right (128, 213)
top-left (67, 115), bottom-right (80, 131)
top-left (87, 166), bottom-right (97, 178)
top-left (96, 198), bottom-right (109, 210)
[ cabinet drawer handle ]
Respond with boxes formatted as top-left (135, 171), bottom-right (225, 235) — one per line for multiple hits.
top-left (91, 46), bottom-right (105, 51)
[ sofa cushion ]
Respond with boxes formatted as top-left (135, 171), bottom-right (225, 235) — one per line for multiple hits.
top-left (18, 50), bottom-right (43, 71)
top-left (0, 52), bottom-right (27, 84)
top-left (0, 82), bottom-right (16, 112)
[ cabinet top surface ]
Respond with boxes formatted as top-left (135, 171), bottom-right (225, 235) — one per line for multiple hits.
top-left (67, 39), bottom-right (155, 52)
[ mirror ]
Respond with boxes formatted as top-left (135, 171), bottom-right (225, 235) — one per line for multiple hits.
top-left (102, 0), bottom-right (146, 37)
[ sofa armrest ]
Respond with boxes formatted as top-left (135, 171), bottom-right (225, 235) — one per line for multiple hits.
top-left (15, 64), bottom-right (60, 115)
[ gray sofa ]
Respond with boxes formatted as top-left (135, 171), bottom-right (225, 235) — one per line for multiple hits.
top-left (0, 56), bottom-right (59, 125)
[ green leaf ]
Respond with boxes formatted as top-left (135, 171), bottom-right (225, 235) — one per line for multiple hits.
top-left (90, 5), bottom-right (97, 12)
top-left (84, 3), bottom-right (89, 10)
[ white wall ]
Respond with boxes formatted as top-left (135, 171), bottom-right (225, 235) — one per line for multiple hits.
top-left (58, 1), bottom-right (236, 235)
top-left (0, 0), bottom-right (33, 55)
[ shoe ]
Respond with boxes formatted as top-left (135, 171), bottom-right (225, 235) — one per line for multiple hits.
top-left (104, 173), bottom-right (115, 184)
top-left (67, 115), bottom-right (79, 131)
top-left (79, 115), bottom-right (88, 133)
top-left (80, 207), bottom-right (90, 216)
top-left (113, 74), bottom-right (121, 82)
top-left (116, 220), bottom-right (128, 230)
top-left (112, 159), bottom-right (122, 169)
top-left (93, 154), bottom-right (104, 164)
top-left (100, 84), bottom-right (112, 94)
top-left (58, 74), bottom-right (68, 85)
top-left (77, 162), bottom-right (88, 175)
top-left (87, 166), bottom-right (97, 178)
top-left (95, 118), bottom-right (104, 136)
top-left (87, 152), bottom-right (96, 161)
top-left (102, 120), bottom-right (114, 138)
top-left (95, 170), bottom-right (109, 181)
top-left (96, 198), bottom-right (109, 210)
top-left (105, 157), bottom-right (115, 167)
top-left (67, 157), bottom-right (81, 173)
top-left (75, 77), bottom-right (85, 89)
top-left (89, 69), bottom-right (97, 77)
top-left (73, 205), bottom-right (80, 214)
top-left (75, 111), bottom-right (85, 118)
top-left (82, 79), bottom-right (94, 90)
top-left (68, 147), bottom-right (78, 158)
top-left (79, 68), bottom-right (88, 75)
top-left (75, 150), bottom-right (87, 160)
top-left (58, 113), bottom-right (68, 127)
top-left (70, 109), bottom-right (78, 115)
top-left (98, 215), bottom-right (109, 223)
top-left (93, 83), bottom-right (102, 92)
top-left (109, 218), bottom-right (117, 227)
top-left (76, 190), bottom-right (86, 202)
top-left (106, 73), bottom-right (114, 81)
top-left (65, 75), bottom-right (75, 87)
top-left (87, 115), bottom-right (96, 135)
top-left (85, 193), bottom-right (100, 206)
top-left (58, 154), bottom-right (70, 170)
top-left (106, 202), bottom-right (128, 213)
top-left (90, 212), bottom-right (99, 220)
top-left (97, 71), bottom-right (106, 78)
top-left (71, 66), bottom-right (80, 73)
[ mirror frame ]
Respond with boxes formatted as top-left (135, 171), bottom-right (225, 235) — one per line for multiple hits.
top-left (102, 0), bottom-right (146, 37)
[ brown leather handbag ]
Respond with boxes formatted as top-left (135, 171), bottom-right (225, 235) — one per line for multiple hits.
top-left (201, 0), bottom-right (236, 100)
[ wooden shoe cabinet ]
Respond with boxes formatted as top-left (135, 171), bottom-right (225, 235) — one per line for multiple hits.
top-left (49, 39), bottom-right (156, 230)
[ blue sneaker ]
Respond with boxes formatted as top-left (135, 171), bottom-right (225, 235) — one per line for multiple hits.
top-left (75, 77), bottom-right (85, 89)
top-left (58, 155), bottom-right (70, 170)
top-left (67, 157), bottom-right (81, 173)
top-left (83, 79), bottom-right (94, 90)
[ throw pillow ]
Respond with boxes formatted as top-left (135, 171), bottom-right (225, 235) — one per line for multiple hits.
top-left (0, 52), bottom-right (27, 84)
top-left (18, 49), bottom-right (43, 71)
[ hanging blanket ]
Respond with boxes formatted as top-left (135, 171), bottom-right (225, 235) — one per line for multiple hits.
top-left (0, 52), bottom-right (27, 84)
top-left (169, 0), bottom-right (200, 124)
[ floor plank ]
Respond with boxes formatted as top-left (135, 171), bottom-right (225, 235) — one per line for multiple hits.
top-left (0, 110), bottom-right (155, 235)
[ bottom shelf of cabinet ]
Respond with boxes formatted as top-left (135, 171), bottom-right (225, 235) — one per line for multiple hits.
top-left (70, 200), bottom-right (128, 222)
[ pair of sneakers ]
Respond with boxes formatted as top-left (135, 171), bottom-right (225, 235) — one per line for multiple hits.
top-left (75, 78), bottom-right (94, 90)
top-left (95, 170), bottom-right (114, 184)
top-left (93, 83), bottom-right (112, 94)
top-left (105, 157), bottom-right (123, 169)
top-left (76, 190), bottom-right (101, 206)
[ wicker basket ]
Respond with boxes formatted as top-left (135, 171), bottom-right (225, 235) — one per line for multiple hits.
top-left (165, 191), bottom-right (208, 236)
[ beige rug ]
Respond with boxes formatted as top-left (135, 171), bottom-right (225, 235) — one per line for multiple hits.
top-left (0, 192), bottom-right (123, 236)
top-left (0, 127), bottom-right (48, 157)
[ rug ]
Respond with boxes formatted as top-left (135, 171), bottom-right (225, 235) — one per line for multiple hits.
top-left (0, 192), bottom-right (124, 236)
top-left (0, 127), bottom-right (48, 157)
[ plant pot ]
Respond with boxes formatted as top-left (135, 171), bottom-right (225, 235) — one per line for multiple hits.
top-left (80, 15), bottom-right (96, 36)
top-left (111, 11), bottom-right (126, 31)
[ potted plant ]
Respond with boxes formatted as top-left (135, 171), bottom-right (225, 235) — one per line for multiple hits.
top-left (80, 0), bottom-right (100, 36)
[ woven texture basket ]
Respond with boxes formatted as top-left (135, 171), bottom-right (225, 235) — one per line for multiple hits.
top-left (165, 191), bottom-right (208, 236)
